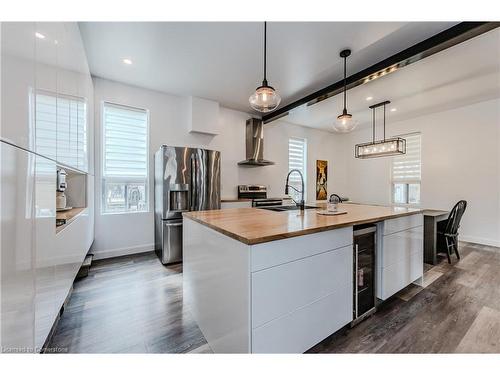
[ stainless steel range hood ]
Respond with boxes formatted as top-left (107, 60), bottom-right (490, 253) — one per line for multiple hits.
top-left (238, 118), bottom-right (275, 166)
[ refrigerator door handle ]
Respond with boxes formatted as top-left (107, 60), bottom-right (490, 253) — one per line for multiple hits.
top-left (191, 154), bottom-right (197, 211)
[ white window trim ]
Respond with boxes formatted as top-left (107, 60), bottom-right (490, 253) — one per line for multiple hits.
top-left (390, 132), bottom-right (422, 207)
top-left (101, 101), bottom-right (150, 215)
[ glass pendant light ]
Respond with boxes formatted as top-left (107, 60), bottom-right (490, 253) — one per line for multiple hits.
top-left (355, 100), bottom-right (406, 158)
top-left (249, 22), bottom-right (281, 113)
top-left (334, 49), bottom-right (358, 133)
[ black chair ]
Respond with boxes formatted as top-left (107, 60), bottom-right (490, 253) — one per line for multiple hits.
top-left (437, 200), bottom-right (467, 263)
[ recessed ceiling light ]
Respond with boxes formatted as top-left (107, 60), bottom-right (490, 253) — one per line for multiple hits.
top-left (390, 108), bottom-right (397, 112)
top-left (122, 58), bottom-right (133, 65)
top-left (366, 96), bottom-right (373, 101)
top-left (35, 32), bottom-right (45, 39)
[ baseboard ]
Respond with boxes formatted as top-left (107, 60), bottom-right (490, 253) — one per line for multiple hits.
top-left (92, 243), bottom-right (155, 260)
top-left (460, 236), bottom-right (500, 248)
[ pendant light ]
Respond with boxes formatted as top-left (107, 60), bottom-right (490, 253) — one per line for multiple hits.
top-left (249, 22), bottom-right (281, 113)
top-left (355, 100), bottom-right (406, 158)
top-left (333, 49), bottom-right (358, 133)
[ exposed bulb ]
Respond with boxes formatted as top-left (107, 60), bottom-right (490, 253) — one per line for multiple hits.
top-left (333, 112), bottom-right (358, 133)
top-left (249, 83), bottom-right (281, 113)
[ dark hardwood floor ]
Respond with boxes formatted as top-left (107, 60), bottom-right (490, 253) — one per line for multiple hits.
top-left (48, 242), bottom-right (500, 353)
top-left (47, 252), bottom-right (211, 353)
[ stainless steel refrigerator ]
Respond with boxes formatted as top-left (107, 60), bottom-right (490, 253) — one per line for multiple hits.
top-left (154, 146), bottom-right (221, 264)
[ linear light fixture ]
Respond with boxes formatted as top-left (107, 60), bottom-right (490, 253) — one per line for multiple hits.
top-left (355, 100), bottom-right (406, 159)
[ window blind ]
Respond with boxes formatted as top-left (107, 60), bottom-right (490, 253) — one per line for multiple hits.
top-left (102, 103), bottom-right (148, 179)
top-left (288, 137), bottom-right (307, 199)
top-left (391, 133), bottom-right (421, 183)
top-left (35, 92), bottom-right (87, 170)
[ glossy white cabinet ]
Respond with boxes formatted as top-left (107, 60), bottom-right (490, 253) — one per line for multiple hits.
top-left (377, 214), bottom-right (424, 300)
top-left (0, 142), bottom-right (36, 351)
top-left (1, 21), bottom-right (94, 352)
top-left (34, 155), bottom-right (57, 350)
top-left (0, 22), bottom-right (36, 149)
top-left (1, 141), bottom-right (92, 352)
top-left (1, 22), bottom-right (93, 174)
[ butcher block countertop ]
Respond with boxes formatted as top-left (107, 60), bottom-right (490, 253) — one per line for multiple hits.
top-left (183, 203), bottom-right (423, 245)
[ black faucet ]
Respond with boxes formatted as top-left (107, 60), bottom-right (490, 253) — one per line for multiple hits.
top-left (285, 169), bottom-right (305, 211)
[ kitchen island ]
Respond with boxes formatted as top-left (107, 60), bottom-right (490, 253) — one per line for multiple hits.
top-left (183, 203), bottom-right (424, 353)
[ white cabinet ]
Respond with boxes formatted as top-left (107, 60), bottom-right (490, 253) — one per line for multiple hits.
top-left (251, 245), bottom-right (353, 353)
top-left (0, 22), bottom-right (36, 150)
top-left (187, 96), bottom-right (220, 135)
top-left (220, 200), bottom-right (252, 209)
top-left (0, 21), bottom-right (94, 352)
top-left (1, 22), bottom-right (93, 173)
top-left (0, 142), bottom-right (37, 351)
top-left (34, 155), bottom-right (58, 350)
top-left (377, 214), bottom-right (424, 300)
top-left (252, 287), bottom-right (352, 353)
top-left (183, 218), bottom-right (354, 353)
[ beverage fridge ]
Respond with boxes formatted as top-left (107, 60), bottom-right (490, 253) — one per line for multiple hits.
top-left (352, 224), bottom-right (377, 325)
top-left (154, 146), bottom-right (221, 264)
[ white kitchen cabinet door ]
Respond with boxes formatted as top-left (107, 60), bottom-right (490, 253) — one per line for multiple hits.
top-left (0, 23), bottom-right (36, 150)
top-left (54, 209), bottom-right (90, 315)
top-left (252, 245), bottom-right (352, 329)
top-left (0, 141), bottom-right (36, 351)
top-left (187, 96), bottom-right (220, 135)
top-left (377, 221), bottom-right (424, 300)
top-left (252, 287), bottom-right (352, 353)
top-left (34, 23), bottom-right (59, 161)
top-left (34, 155), bottom-right (58, 350)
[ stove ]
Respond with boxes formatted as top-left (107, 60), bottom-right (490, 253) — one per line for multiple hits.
top-left (237, 185), bottom-right (283, 207)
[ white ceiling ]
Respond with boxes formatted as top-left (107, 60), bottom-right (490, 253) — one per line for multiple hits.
top-left (283, 28), bottom-right (500, 132)
top-left (78, 22), bottom-right (457, 114)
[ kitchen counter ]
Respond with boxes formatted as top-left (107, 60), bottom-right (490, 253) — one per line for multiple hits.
top-left (220, 198), bottom-right (252, 202)
top-left (183, 203), bottom-right (423, 245)
top-left (56, 207), bottom-right (86, 234)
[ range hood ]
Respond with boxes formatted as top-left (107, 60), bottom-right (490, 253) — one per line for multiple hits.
top-left (238, 118), bottom-right (275, 166)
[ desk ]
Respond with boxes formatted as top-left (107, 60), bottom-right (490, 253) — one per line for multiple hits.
top-left (424, 209), bottom-right (449, 265)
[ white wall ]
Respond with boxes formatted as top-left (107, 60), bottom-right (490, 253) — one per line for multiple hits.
top-left (91, 78), bottom-right (342, 259)
top-left (336, 98), bottom-right (500, 247)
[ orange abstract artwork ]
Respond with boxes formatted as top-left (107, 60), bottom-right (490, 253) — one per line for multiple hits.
top-left (316, 160), bottom-right (328, 200)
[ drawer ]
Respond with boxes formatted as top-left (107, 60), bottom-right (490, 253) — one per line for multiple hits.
top-left (377, 250), bottom-right (423, 300)
top-left (251, 226), bottom-right (353, 272)
top-left (383, 214), bottom-right (423, 236)
top-left (251, 245), bottom-right (352, 329)
top-left (381, 226), bottom-right (423, 268)
top-left (252, 287), bottom-right (352, 353)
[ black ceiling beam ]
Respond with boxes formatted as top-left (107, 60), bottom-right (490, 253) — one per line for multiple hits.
top-left (262, 22), bottom-right (500, 124)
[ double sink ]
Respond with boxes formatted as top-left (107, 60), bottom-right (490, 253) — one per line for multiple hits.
top-left (258, 205), bottom-right (317, 212)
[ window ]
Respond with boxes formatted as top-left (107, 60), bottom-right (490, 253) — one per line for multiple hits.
top-left (288, 137), bottom-right (307, 202)
top-left (35, 91), bottom-right (87, 170)
top-left (391, 133), bottom-right (421, 205)
top-left (102, 103), bottom-right (149, 214)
